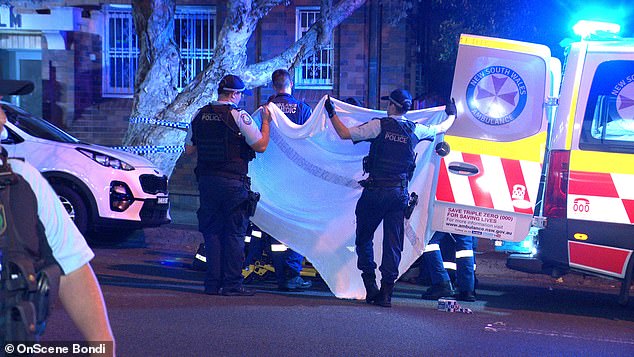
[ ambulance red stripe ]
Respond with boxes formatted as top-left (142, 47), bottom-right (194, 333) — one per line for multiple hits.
top-left (621, 199), bottom-right (634, 224)
top-left (501, 158), bottom-right (533, 214)
top-left (436, 158), bottom-right (455, 202)
top-left (462, 153), bottom-right (494, 209)
top-left (568, 241), bottom-right (631, 277)
top-left (568, 171), bottom-right (619, 198)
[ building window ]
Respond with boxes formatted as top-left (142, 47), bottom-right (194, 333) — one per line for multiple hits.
top-left (103, 5), bottom-right (138, 97)
top-left (175, 7), bottom-right (216, 90)
top-left (294, 8), bottom-right (334, 89)
top-left (103, 5), bottom-right (216, 97)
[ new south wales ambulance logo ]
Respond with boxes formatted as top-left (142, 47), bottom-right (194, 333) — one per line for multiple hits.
top-left (613, 78), bottom-right (634, 119)
top-left (466, 66), bottom-right (527, 125)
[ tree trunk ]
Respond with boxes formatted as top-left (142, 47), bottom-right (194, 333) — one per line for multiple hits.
top-left (122, 0), bottom-right (367, 176)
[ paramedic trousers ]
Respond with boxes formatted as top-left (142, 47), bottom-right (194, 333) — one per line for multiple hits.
top-left (244, 231), bottom-right (304, 285)
top-left (197, 175), bottom-right (250, 292)
top-left (424, 232), bottom-right (475, 293)
top-left (355, 186), bottom-right (409, 285)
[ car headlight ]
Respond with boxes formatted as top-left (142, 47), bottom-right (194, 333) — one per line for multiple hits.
top-left (77, 148), bottom-right (135, 171)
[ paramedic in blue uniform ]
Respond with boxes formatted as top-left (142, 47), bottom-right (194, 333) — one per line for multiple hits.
top-left (267, 69), bottom-right (313, 291)
top-left (421, 232), bottom-right (476, 301)
top-left (325, 90), bottom-right (457, 307)
top-left (185, 74), bottom-right (272, 297)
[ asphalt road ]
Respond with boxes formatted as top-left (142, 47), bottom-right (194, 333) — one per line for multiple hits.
top-left (40, 226), bottom-right (634, 357)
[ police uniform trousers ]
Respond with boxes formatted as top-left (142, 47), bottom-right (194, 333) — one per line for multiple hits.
top-left (355, 186), bottom-right (409, 285)
top-left (424, 232), bottom-right (475, 293)
top-left (197, 174), bottom-right (249, 292)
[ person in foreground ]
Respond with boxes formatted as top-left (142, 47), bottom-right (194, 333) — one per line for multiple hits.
top-left (325, 90), bottom-right (457, 307)
top-left (0, 81), bottom-right (115, 354)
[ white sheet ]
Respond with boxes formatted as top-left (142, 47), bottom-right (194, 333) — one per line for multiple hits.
top-left (250, 96), bottom-right (447, 299)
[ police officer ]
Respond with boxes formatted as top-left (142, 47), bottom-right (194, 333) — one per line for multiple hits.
top-left (267, 69), bottom-right (313, 291)
top-left (0, 82), bottom-right (115, 350)
top-left (422, 232), bottom-right (476, 301)
top-left (185, 74), bottom-right (272, 296)
top-left (325, 90), bottom-right (457, 307)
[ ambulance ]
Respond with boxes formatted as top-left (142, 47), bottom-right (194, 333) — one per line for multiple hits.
top-left (430, 21), bottom-right (634, 305)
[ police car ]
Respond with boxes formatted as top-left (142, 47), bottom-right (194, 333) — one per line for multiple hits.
top-left (1, 101), bottom-right (170, 237)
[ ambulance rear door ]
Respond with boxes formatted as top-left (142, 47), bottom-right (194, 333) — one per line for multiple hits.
top-left (431, 34), bottom-right (558, 242)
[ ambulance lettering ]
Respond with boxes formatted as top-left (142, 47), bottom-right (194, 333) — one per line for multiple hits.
top-left (612, 75), bottom-right (634, 121)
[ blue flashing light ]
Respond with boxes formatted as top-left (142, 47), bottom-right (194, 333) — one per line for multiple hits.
top-left (573, 20), bottom-right (621, 40)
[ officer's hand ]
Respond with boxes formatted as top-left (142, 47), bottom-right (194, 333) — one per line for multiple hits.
top-left (261, 105), bottom-right (272, 122)
top-left (325, 95), bottom-right (337, 119)
top-left (445, 98), bottom-right (457, 116)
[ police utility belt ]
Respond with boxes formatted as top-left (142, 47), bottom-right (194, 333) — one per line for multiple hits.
top-left (358, 178), bottom-right (408, 188)
top-left (209, 172), bottom-right (260, 217)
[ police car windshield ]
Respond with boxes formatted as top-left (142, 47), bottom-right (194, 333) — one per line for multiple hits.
top-left (1, 102), bottom-right (79, 143)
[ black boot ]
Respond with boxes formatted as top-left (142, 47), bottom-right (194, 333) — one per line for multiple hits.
top-left (361, 273), bottom-right (380, 304)
top-left (373, 282), bottom-right (394, 308)
top-left (421, 280), bottom-right (456, 300)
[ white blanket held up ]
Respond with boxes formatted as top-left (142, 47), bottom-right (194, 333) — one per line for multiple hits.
top-left (250, 96), bottom-right (446, 299)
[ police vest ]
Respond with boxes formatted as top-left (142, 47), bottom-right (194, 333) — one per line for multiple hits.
top-left (0, 156), bottom-right (61, 343)
top-left (365, 117), bottom-right (419, 181)
top-left (192, 104), bottom-right (256, 177)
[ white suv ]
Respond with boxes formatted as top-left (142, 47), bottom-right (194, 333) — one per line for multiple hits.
top-left (1, 101), bottom-right (171, 236)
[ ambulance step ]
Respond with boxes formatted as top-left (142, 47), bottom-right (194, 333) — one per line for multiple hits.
top-left (506, 254), bottom-right (544, 274)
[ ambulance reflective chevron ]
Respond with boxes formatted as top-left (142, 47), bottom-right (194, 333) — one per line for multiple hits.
top-left (432, 21), bottom-right (634, 305)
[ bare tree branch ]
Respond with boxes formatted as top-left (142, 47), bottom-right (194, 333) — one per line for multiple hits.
top-left (251, 0), bottom-right (290, 20)
top-left (243, 0), bottom-right (367, 88)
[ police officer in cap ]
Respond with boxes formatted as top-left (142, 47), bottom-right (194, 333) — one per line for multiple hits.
top-left (325, 90), bottom-right (457, 307)
top-left (186, 74), bottom-right (272, 296)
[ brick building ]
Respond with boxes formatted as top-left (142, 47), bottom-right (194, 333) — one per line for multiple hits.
top-left (1, 0), bottom-right (434, 209)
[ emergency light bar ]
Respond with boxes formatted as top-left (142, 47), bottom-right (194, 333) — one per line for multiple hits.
top-left (573, 20), bottom-right (621, 40)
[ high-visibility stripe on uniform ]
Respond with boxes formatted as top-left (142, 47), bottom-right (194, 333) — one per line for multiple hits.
top-left (271, 244), bottom-right (288, 252)
top-left (456, 249), bottom-right (474, 259)
top-left (424, 244), bottom-right (440, 253)
top-left (444, 262), bottom-right (457, 271)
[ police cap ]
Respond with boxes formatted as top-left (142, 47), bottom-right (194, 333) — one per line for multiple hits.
top-left (381, 89), bottom-right (412, 110)
top-left (219, 75), bottom-right (253, 96)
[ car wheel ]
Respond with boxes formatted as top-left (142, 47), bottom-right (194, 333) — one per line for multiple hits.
top-left (51, 183), bottom-right (90, 235)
